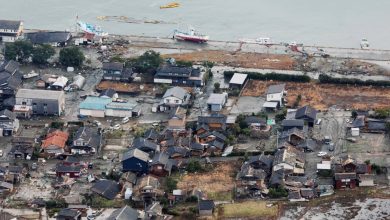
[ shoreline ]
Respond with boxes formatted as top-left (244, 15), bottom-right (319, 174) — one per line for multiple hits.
top-left (24, 29), bottom-right (390, 62)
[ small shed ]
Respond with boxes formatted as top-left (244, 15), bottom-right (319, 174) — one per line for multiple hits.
top-left (51, 76), bottom-right (68, 90)
top-left (229, 73), bottom-right (248, 89)
top-left (351, 128), bottom-right (359, 137)
top-left (198, 200), bottom-right (215, 216)
top-left (207, 93), bottom-right (228, 112)
top-left (69, 75), bottom-right (86, 90)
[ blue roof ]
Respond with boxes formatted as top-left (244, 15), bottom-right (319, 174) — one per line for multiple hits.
top-left (79, 96), bottom-right (111, 110)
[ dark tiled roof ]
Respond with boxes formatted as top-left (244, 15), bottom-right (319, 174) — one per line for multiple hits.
top-left (367, 120), bottom-right (386, 131)
top-left (102, 62), bottom-right (124, 71)
top-left (156, 66), bottom-right (192, 77)
top-left (190, 142), bottom-right (204, 151)
top-left (334, 173), bottom-right (357, 180)
top-left (132, 137), bottom-right (159, 152)
top-left (122, 148), bottom-right (150, 162)
top-left (73, 127), bottom-right (101, 149)
top-left (151, 152), bottom-right (173, 172)
top-left (248, 154), bottom-right (274, 171)
top-left (108, 206), bottom-right (139, 220)
top-left (99, 88), bottom-right (116, 98)
top-left (91, 180), bottom-right (120, 200)
top-left (300, 188), bottom-right (315, 198)
top-left (166, 146), bottom-right (190, 158)
top-left (121, 172), bottom-right (137, 184)
top-left (0, 20), bottom-right (21, 30)
top-left (144, 129), bottom-right (160, 141)
top-left (269, 169), bottom-right (285, 186)
top-left (237, 163), bottom-right (266, 180)
top-left (288, 190), bottom-right (302, 200)
top-left (351, 116), bottom-right (365, 128)
top-left (356, 164), bottom-right (369, 174)
top-left (56, 164), bottom-right (81, 173)
top-left (198, 200), bottom-right (215, 210)
top-left (282, 119), bottom-right (304, 127)
top-left (0, 60), bottom-right (19, 74)
top-left (207, 139), bottom-right (225, 150)
top-left (57, 208), bottom-right (80, 218)
top-left (267, 84), bottom-right (285, 94)
top-left (25, 31), bottom-right (71, 44)
top-left (295, 106), bottom-right (317, 120)
top-left (198, 113), bottom-right (227, 125)
top-left (0, 109), bottom-right (15, 120)
top-left (297, 139), bottom-right (316, 151)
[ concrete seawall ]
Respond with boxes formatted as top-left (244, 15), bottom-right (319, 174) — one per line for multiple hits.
top-left (122, 35), bottom-right (390, 61)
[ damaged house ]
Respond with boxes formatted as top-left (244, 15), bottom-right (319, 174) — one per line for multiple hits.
top-left (71, 127), bottom-right (102, 155)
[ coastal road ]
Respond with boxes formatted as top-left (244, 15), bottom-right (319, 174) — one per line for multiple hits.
top-left (121, 35), bottom-right (390, 61)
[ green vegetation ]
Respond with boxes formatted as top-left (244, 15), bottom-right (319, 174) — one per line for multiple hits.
top-left (59, 46), bottom-right (85, 67)
top-left (50, 121), bottom-right (64, 129)
top-left (374, 108), bottom-right (390, 119)
top-left (186, 159), bottom-right (203, 173)
top-left (202, 61), bottom-right (214, 69)
top-left (268, 186), bottom-right (288, 198)
top-left (4, 40), bottom-right (33, 62)
top-left (224, 71), bottom-right (311, 82)
top-left (165, 176), bottom-right (178, 192)
top-left (32, 44), bottom-right (55, 64)
top-left (128, 50), bottom-right (163, 73)
top-left (214, 82), bottom-right (221, 93)
top-left (221, 201), bottom-right (278, 218)
top-left (207, 191), bottom-right (233, 201)
top-left (175, 60), bottom-right (193, 67)
top-left (319, 73), bottom-right (390, 87)
top-left (83, 194), bottom-right (124, 208)
top-left (275, 108), bottom-right (287, 122)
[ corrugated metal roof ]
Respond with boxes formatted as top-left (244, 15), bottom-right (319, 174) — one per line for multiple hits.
top-left (229, 73), bottom-right (247, 85)
top-left (16, 89), bottom-right (63, 100)
top-left (105, 102), bottom-right (137, 110)
top-left (207, 93), bottom-right (227, 105)
top-left (79, 96), bottom-right (111, 110)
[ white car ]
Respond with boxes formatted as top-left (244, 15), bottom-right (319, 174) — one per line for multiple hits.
top-left (93, 120), bottom-right (102, 127)
top-left (122, 117), bottom-right (129, 124)
top-left (317, 151), bottom-right (328, 157)
top-left (0, 150), bottom-right (3, 157)
top-left (112, 124), bottom-right (121, 130)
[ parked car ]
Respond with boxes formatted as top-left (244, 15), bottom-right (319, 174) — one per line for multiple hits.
top-left (112, 124), bottom-right (121, 130)
top-left (93, 120), bottom-right (102, 127)
top-left (317, 151), bottom-right (328, 157)
top-left (328, 143), bottom-right (335, 151)
top-left (324, 136), bottom-right (331, 145)
top-left (122, 117), bottom-right (129, 124)
top-left (0, 150), bottom-right (3, 157)
top-left (78, 114), bottom-right (87, 119)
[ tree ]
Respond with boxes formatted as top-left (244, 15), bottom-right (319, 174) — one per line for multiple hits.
top-left (133, 50), bottom-right (163, 73)
top-left (165, 176), bottom-right (178, 192)
top-left (4, 40), bottom-right (33, 62)
top-left (186, 159), bottom-right (202, 173)
top-left (351, 110), bottom-right (358, 119)
top-left (269, 186), bottom-right (288, 198)
top-left (32, 44), bottom-right (55, 64)
top-left (213, 82), bottom-right (220, 93)
top-left (59, 46), bottom-right (85, 67)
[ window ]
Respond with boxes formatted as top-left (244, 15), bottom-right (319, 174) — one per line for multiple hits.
top-left (32, 103), bottom-right (37, 106)
top-left (175, 100), bottom-right (179, 104)
top-left (22, 101), bottom-right (26, 105)
top-left (43, 103), bottom-right (47, 107)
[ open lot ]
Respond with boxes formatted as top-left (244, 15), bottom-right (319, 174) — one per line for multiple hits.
top-left (219, 201), bottom-right (278, 219)
top-left (242, 80), bottom-right (390, 110)
top-left (164, 50), bottom-right (297, 70)
top-left (177, 162), bottom-right (239, 201)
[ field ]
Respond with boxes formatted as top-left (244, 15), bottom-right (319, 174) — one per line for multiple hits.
top-left (242, 80), bottom-right (390, 110)
top-left (177, 162), bottom-right (239, 201)
top-left (220, 201), bottom-right (278, 219)
top-left (164, 50), bottom-right (296, 70)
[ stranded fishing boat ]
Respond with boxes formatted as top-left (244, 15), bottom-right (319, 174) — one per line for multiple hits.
top-left (160, 2), bottom-right (180, 9)
top-left (360, 38), bottom-right (370, 49)
top-left (77, 21), bottom-right (108, 37)
top-left (23, 71), bottom-right (39, 79)
top-left (173, 27), bottom-right (209, 43)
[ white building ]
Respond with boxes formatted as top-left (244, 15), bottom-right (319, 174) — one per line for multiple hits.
top-left (160, 86), bottom-right (191, 111)
top-left (0, 20), bottom-right (23, 43)
top-left (207, 93), bottom-right (228, 112)
top-left (264, 83), bottom-right (286, 109)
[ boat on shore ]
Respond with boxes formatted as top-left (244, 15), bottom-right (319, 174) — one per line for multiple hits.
top-left (360, 38), bottom-right (370, 49)
top-left (173, 27), bottom-right (209, 43)
top-left (23, 71), bottom-right (39, 79)
top-left (160, 2), bottom-right (180, 9)
top-left (77, 21), bottom-right (108, 37)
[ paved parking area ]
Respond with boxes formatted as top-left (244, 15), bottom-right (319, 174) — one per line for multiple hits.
top-left (230, 96), bottom-right (265, 115)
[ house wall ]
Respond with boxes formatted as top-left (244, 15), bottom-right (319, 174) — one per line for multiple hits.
top-left (79, 109), bottom-right (105, 118)
top-left (199, 210), bottom-right (213, 216)
top-left (359, 179), bottom-right (374, 186)
top-left (105, 109), bottom-right (132, 117)
top-left (164, 96), bottom-right (183, 105)
top-left (150, 165), bottom-right (169, 177)
top-left (56, 171), bottom-right (80, 178)
top-left (210, 104), bottom-right (222, 112)
top-left (122, 158), bottom-right (148, 173)
top-left (267, 92), bottom-right (283, 105)
top-left (15, 95), bottom-right (65, 116)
